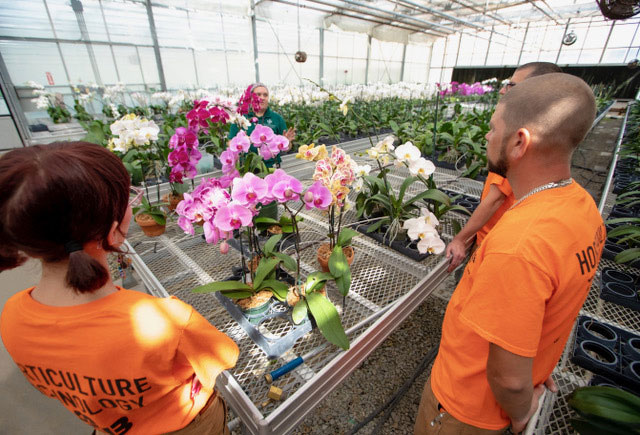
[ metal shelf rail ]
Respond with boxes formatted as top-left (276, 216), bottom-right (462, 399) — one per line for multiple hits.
top-left (124, 140), bottom-right (481, 434)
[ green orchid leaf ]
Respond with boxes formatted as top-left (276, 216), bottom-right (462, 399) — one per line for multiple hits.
top-left (614, 248), bottom-right (640, 264)
top-left (328, 246), bottom-right (349, 278)
top-left (337, 227), bottom-right (359, 247)
top-left (150, 213), bottom-right (166, 226)
top-left (304, 271), bottom-right (333, 293)
top-left (219, 290), bottom-right (254, 299)
top-left (569, 386), bottom-right (640, 423)
top-left (252, 258), bottom-right (280, 289)
top-left (292, 300), bottom-right (308, 324)
top-left (335, 267), bottom-right (351, 297)
top-left (193, 280), bottom-right (252, 293)
top-left (254, 217), bottom-right (280, 225)
top-left (260, 279), bottom-right (289, 301)
top-left (273, 252), bottom-right (297, 271)
top-left (397, 176), bottom-right (418, 204)
top-left (306, 292), bottom-right (349, 350)
top-left (263, 234), bottom-right (282, 256)
top-left (366, 218), bottom-right (387, 234)
top-left (405, 189), bottom-right (450, 207)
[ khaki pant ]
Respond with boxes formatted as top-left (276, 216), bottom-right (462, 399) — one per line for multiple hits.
top-left (414, 377), bottom-right (508, 435)
top-left (166, 393), bottom-right (229, 435)
top-left (93, 392), bottom-right (229, 435)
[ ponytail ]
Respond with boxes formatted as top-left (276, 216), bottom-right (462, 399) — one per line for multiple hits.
top-left (65, 249), bottom-right (109, 293)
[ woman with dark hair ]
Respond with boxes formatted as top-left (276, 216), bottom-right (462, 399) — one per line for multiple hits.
top-left (0, 141), bottom-right (239, 434)
top-left (228, 83), bottom-right (296, 168)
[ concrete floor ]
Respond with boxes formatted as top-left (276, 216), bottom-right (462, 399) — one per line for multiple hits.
top-left (1, 260), bottom-right (100, 434)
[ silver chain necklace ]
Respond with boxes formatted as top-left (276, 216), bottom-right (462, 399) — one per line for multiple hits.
top-left (510, 178), bottom-right (573, 210)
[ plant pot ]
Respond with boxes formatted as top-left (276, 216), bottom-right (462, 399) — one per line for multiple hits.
top-left (235, 290), bottom-right (273, 324)
top-left (286, 285), bottom-right (326, 307)
top-left (579, 319), bottom-right (618, 349)
top-left (162, 193), bottom-right (184, 212)
top-left (604, 282), bottom-right (636, 299)
top-left (623, 361), bottom-right (640, 381)
top-left (578, 340), bottom-right (619, 369)
top-left (135, 213), bottom-right (166, 237)
top-left (623, 338), bottom-right (640, 361)
top-left (602, 242), bottom-right (625, 262)
top-left (602, 268), bottom-right (636, 286)
top-left (317, 243), bottom-right (355, 273)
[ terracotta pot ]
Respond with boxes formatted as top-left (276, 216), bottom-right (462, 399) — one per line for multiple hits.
top-left (317, 243), bottom-right (354, 273)
top-left (286, 285), bottom-right (326, 307)
top-left (135, 213), bottom-right (166, 237)
top-left (162, 193), bottom-right (184, 212)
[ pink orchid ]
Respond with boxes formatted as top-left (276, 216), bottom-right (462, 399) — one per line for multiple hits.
top-left (220, 149), bottom-right (237, 167)
top-left (186, 101), bottom-right (211, 131)
top-left (231, 172), bottom-right (268, 206)
top-left (214, 203), bottom-right (253, 231)
top-left (250, 125), bottom-right (275, 148)
top-left (209, 106), bottom-right (229, 124)
top-left (303, 181), bottom-right (332, 210)
top-left (266, 169), bottom-right (303, 203)
top-left (229, 131), bottom-right (250, 153)
top-left (169, 127), bottom-right (198, 150)
top-left (273, 135), bottom-right (290, 152)
top-left (258, 141), bottom-right (280, 160)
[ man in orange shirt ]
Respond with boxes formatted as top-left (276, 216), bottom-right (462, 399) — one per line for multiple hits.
top-left (446, 62), bottom-right (562, 272)
top-left (416, 73), bottom-right (605, 433)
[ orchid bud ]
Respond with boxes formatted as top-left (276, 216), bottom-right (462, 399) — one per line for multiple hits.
top-left (219, 241), bottom-right (229, 255)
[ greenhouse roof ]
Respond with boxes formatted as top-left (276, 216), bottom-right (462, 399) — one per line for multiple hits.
top-left (151, 0), bottom-right (605, 44)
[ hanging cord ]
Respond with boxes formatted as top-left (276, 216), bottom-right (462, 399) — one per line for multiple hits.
top-left (265, 18), bottom-right (304, 84)
top-left (347, 345), bottom-right (439, 435)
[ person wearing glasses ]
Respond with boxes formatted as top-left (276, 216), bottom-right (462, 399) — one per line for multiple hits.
top-left (228, 83), bottom-right (296, 168)
top-left (0, 142), bottom-right (239, 434)
top-left (446, 62), bottom-right (562, 273)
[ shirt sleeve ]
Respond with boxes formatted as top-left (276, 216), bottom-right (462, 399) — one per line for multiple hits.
top-left (458, 253), bottom-right (553, 357)
top-left (176, 306), bottom-right (240, 390)
top-left (490, 175), bottom-right (512, 197)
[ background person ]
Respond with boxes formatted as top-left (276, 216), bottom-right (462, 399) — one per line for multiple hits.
top-left (446, 62), bottom-right (563, 272)
top-left (0, 142), bottom-right (239, 434)
top-left (415, 73), bottom-right (605, 434)
top-left (228, 83), bottom-right (296, 168)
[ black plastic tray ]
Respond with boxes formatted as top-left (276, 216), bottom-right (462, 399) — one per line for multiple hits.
top-left (355, 220), bottom-right (431, 261)
top-left (571, 316), bottom-right (640, 394)
top-left (600, 267), bottom-right (640, 312)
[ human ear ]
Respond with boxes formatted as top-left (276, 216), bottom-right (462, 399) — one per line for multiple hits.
top-left (510, 127), bottom-right (531, 160)
top-left (106, 220), bottom-right (122, 247)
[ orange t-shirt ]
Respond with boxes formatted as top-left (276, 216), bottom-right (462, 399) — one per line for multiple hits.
top-left (475, 172), bottom-right (515, 246)
top-left (431, 181), bottom-right (605, 429)
top-left (1, 287), bottom-right (239, 434)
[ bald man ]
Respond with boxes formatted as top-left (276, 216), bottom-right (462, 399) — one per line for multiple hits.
top-left (446, 62), bottom-right (563, 272)
top-left (416, 74), bottom-right (605, 434)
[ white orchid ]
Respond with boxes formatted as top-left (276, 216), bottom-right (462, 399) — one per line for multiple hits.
top-left (395, 142), bottom-right (421, 164)
top-left (417, 232), bottom-right (445, 255)
top-left (108, 113), bottom-right (159, 152)
top-left (409, 158), bottom-right (436, 177)
top-left (355, 164), bottom-right (371, 177)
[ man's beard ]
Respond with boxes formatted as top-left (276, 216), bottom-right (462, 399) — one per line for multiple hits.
top-left (488, 144), bottom-right (509, 178)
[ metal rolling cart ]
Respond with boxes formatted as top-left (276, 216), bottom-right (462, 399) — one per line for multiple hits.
top-left (124, 137), bottom-right (483, 434)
